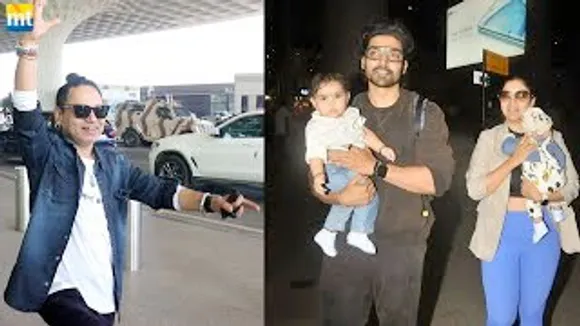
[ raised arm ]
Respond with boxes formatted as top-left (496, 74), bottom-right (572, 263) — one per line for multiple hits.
top-left (15, 0), bottom-right (59, 92)
top-left (12, 0), bottom-right (61, 176)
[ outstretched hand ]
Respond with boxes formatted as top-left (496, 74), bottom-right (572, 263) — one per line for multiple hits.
top-left (21, 0), bottom-right (61, 43)
top-left (210, 193), bottom-right (260, 218)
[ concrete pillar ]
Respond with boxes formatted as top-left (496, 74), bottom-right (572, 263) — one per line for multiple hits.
top-left (249, 94), bottom-right (257, 111)
top-left (126, 200), bottom-right (142, 272)
top-left (233, 94), bottom-right (240, 114)
top-left (36, 0), bottom-right (119, 111)
top-left (15, 166), bottom-right (30, 232)
top-left (38, 23), bottom-right (75, 111)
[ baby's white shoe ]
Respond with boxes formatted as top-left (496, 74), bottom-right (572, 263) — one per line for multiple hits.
top-left (346, 232), bottom-right (376, 255)
top-left (314, 229), bottom-right (337, 257)
top-left (532, 221), bottom-right (548, 244)
top-left (551, 209), bottom-right (565, 223)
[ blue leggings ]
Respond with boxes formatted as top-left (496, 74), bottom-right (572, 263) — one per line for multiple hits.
top-left (482, 210), bottom-right (560, 326)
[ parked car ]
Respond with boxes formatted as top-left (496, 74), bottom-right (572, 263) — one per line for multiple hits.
top-left (148, 110), bottom-right (264, 186)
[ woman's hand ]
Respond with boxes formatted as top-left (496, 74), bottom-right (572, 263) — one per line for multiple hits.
top-left (328, 146), bottom-right (377, 176)
top-left (509, 135), bottom-right (537, 167)
top-left (521, 178), bottom-right (543, 202)
top-left (20, 0), bottom-right (61, 43)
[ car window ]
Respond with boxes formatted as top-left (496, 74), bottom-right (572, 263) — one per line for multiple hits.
top-left (174, 106), bottom-right (191, 117)
top-left (156, 106), bottom-right (173, 119)
top-left (220, 114), bottom-right (263, 138)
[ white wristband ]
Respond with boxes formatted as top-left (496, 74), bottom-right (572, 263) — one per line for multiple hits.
top-left (200, 192), bottom-right (211, 213)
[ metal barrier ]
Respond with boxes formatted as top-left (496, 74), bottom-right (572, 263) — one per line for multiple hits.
top-left (14, 166), bottom-right (142, 271)
top-left (15, 166), bottom-right (30, 232)
top-left (126, 200), bottom-right (142, 272)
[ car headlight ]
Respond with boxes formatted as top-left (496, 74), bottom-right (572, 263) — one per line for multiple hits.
top-left (152, 141), bottom-right (160, 149)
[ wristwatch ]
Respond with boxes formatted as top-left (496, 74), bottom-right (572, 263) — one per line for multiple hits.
top-left (373, 160), bottom-right (388, 179)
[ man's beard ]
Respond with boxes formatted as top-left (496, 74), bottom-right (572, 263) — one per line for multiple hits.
top-left (367, 67), bottom-right (402, 88)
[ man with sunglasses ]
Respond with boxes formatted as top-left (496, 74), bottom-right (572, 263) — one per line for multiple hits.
top-left (3, 1), bottom-right (260, 325)
top-left (311, 19), bottom-right (455, 325)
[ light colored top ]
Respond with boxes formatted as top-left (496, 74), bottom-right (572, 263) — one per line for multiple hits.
top-left (304, 106), bottom-right (366, 163)
top-left (49, 157), bottom-right (115, 313)
top-left (466, 123), bottom-right (580, 261)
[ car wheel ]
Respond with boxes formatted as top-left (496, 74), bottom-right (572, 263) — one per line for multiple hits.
top-left (122, 128), bottom-right (141, 147)
top-left (155, 153), bottom-right (192, 186)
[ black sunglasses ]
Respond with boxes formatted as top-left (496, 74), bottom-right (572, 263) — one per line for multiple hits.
top-left (61, 104), bottom-right (109, 119)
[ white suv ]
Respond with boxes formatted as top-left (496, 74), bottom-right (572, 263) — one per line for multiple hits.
top-left (148, 110), bottom-right (264, 185)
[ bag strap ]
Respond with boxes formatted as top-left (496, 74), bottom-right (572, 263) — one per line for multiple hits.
top-left (414, 94), bottom-right (427, 138)
top-left (412, 94), bottom-right (430, 218)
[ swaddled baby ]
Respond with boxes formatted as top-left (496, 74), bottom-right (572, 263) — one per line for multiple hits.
top-left (502, 107), bottom-right (567, 243)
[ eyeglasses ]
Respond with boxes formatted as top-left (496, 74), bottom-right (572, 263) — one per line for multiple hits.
top-left (364, 46), bottom-right (404, 62)
top-left (60, 104), bottom-right (109, 119)
top-left (498, 90), bottom-right (531, 101)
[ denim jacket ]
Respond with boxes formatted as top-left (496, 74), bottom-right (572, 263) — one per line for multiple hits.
top-left (4, 103), bottom-right (178, 312)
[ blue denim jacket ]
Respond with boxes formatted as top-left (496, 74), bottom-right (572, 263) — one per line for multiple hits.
top-left (3, 103), bottom-right (178, 312)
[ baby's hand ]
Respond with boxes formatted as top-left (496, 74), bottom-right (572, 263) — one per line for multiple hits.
top-left (380, 146), bottom-right (396, 162)
top-left (313, 174), bottom-right (329, 195)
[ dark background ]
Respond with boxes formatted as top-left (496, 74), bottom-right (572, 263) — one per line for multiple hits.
top-left (265, 1), bottom-right (580, 325)
top-left (266, 0), bottom-right (577, 134)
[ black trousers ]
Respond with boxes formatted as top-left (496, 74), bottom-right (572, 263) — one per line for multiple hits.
top-left (38, 289), bottom-right (115, 326)
top-left (319, 237), bottom-right (427, 326)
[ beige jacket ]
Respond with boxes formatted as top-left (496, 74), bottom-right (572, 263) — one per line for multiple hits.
top-left (466, 123), bottom-right (580, 261)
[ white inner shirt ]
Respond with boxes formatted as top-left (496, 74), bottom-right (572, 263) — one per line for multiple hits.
top-left (48, 157), bottom-right (115, 314)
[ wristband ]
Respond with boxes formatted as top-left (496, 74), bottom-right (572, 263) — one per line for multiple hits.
top-left (15, 42), bottom-right (38, 59)
top-left (201, 193), bottom-right (214, 213)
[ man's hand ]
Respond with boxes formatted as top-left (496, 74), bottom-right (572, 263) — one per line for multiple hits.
top-left (328, 146), bottom-right (377, 176)
top-left (210, 193), bottom-right (260, 217)
top-left (337, 174), bottom-right (376, 206)
top-left (521, 178), bottom-right (543, 202)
